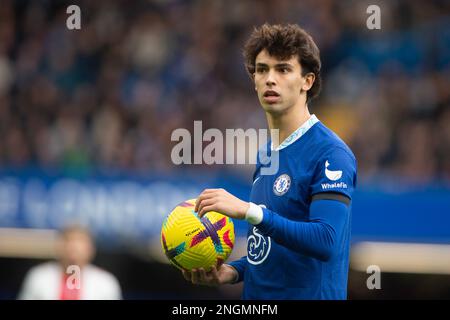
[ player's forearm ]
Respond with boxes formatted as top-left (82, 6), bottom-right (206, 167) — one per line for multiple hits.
top-left (262, 215), bottom-right (336, 261)
top-left (255, 200), bottom-right (349, 261)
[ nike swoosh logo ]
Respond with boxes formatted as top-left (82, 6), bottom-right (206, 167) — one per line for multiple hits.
top-left (325, 160), bottom-right (342, 181)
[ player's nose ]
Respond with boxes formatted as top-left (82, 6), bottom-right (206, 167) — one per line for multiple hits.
top-left (265, 69), bottom-right (276, 86)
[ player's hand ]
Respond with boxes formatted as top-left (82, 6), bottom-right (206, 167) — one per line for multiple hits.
top-left (195, 188), bottom-right (249, 220)
top-left (181, 264), bottom-right (238, 286)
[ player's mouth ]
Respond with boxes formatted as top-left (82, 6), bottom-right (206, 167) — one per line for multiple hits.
top-left (263, 90), bottom-right (281, 103)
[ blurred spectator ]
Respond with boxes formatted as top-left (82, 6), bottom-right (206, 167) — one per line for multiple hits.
top-left (0, 0), bottom-right (448, 186)
top-left (17, 225), bottom-right (122, 300)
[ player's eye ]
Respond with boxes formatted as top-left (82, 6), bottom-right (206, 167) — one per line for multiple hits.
top-left (278, 67), bottom-right (290, 73)
top-left (256, 67), bottom-right (267, 74)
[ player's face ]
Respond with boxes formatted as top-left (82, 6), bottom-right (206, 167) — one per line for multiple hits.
top-left (58, 231), bottom-right (95, 267)
top-left (254, 49), bottom-right (311, 115)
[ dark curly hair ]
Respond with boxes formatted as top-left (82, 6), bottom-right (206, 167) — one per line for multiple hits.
top-left (243, 23), bottom-right (322, 103)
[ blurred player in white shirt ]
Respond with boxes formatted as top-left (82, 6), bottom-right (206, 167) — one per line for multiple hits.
top-left (18, 225), bottom-right (122, 300)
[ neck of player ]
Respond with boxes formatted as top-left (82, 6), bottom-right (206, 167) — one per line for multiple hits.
top-left (266, 100), bottom-right (311, 149)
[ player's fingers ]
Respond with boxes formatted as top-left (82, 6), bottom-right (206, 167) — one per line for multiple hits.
top-left (210, 265), bottom-right (219, 282)
top-left (191, 268), bottom-right (200, 284)
top-left (198, 204), bottom-right (215, 218)
top-left (195, 192), bottom-right (214, 212)
top-left (202, 189), bottom-right (218, 194)
top-left (198, 268), bottom-right (208, 282)
top-left (182, 269), bottom-right (191, 282)
top-left (197, 198), bottom-right (215, 217)
top-left (195, 195), bottom-right (205, 212)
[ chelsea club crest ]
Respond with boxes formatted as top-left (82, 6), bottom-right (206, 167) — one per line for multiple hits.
top-left (273, 174), bottom-right (291, 196)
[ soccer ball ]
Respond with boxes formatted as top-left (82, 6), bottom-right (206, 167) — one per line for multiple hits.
top-left (161, 199), bottom-right (235, 271)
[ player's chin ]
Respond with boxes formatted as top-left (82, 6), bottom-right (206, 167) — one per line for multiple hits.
top-left (261, 101), bottom-right (286, 114)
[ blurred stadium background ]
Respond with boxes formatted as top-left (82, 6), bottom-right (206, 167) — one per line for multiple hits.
top-left (0, 0), bottom-right (449, 299)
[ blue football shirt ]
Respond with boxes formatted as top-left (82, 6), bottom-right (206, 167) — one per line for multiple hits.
top-left (229, 115), bottom-right (357, 299)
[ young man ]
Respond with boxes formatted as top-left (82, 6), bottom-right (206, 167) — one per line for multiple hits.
top-left (183, 23), bottom-right (357, 299)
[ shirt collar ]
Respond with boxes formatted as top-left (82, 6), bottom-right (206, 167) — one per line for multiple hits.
top-left (271, 114), bottom-right (319, 151)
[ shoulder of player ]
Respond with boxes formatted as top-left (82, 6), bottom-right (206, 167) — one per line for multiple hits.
top-left (84, 264), bottom-right (119, 283)
top-left (28, 261), bottom-right (60, 275)
top-left (24, 261), bottom-right (61, 283)
top-left (313, 123), bottom-right (355, 162)
top-left (301, 137), bottom-right (356, 176)
top-left (322, 143), bottom-right (356, 164)
top-left (291, 133), bottom-right (354, 166)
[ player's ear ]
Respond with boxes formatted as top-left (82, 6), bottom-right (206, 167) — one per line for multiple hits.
top-left (302, 72), bottom-right (315, 92)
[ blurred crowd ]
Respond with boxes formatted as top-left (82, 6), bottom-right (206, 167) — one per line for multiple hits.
top-left (0, 0), bottom-right (449, 185)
